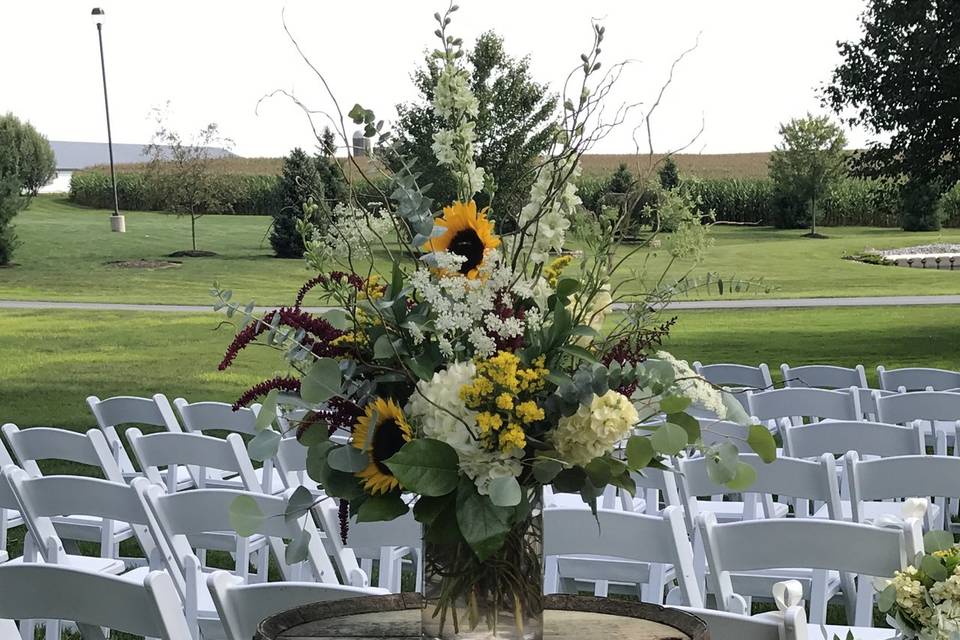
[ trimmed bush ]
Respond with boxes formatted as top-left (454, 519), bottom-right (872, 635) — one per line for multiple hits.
top-left (901, 180), bottom-right (943, 231)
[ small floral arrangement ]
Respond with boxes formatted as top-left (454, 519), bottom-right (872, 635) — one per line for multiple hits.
top-left (216, 5), bottom-right (775, 638)
top-left (878, 535), bottom-right (960, 640)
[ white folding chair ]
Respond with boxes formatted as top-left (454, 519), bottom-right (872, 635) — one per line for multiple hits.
top-left (854, 387), bottom-right (897, 422)
top-left (845, 452), bottom-right (960, 531)
top-left (783, 421), bottom-right (925, 459)
top-left (86, 393), bottom-right (193, 488)
top-left (877, 366), bottom-right (960, 392)
top-left (207, 570), bottom-right (381, 640)
top-left (318, 500), bottom-right (419, 593)
top-left (681, 453), bottom-right (843, 622)
top-left (781, 364), bottom-right (868, 390)
top-left (0, 441), bottom-right (22, 564)
top-left (127, 428), bottom-right (286, 581)
top-left (746, 388), bottom-right (861, 433)
top-left (173, 399), bottom-right (285, 494)
top-left (543, 505), bottom-right (703, 607)
top-left (693, 362), bottom-right (773, 390)
top-left (699, 511), bottom-right (922, 627)
top-left (674, 581), bottom-right (809, 640)
top-left (874, 390), bottom-right (960, 454)
top-left (139, 483), bottom-right (344, 640)
top-left (1, 424), bottom-right (137, 558)
top-left (0, 563), bottom-right (192, 640)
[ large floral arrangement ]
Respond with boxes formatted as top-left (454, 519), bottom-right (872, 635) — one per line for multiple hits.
top-left (217, 6), bottom-right (774, 638)
top-left (878, 536), bottom-right (960, 640)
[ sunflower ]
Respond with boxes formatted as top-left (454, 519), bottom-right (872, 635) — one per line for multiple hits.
top-left (422, 200), bottom-right (500, 279)
top-left (352, 397), bottom-right (413, 494)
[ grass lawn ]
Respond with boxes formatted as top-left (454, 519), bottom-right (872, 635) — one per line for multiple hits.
top-left (3, 305), bottom-right (957, 431)
top-left (3, 196), bottom-right (960, 305)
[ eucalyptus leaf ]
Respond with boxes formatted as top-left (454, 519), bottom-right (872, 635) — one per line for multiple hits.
top-left (327, 445), bottom-right (369, 473)
top-left (322, 309), bottom-right (351, 330)
top-left (924, 530), bottom-right (955, 553)
top-left (921, 554), bottom-right (949, 582)
top-left (284, 486), bottom-right (316, 523)
top-left (660, 395), bottom-right (692, 414)
top-left (487, 476), bottom-right (522, 507)
top-left (626, 436), bottom-right (655, 470)
top-left (301, 358), bottom-right (342, 404)
top-left (726, 462), bottom-right (757, 491)
top-left (532, 459), bottom-right (564, 484)
top-left (255, 389), bottom-right (279, 432)
top-left (706, 442), bottom-right (740, 485)
top-left (229, 495), bottom-right (265, 537)
top-left (248, 429), bottom-right (281, 462)
top-left (747, 424), bottom-right (777, 463)
top-left (373, 334), bottom-right (395, 360)
top-left (650, 422), bottom-right (688, 456)
top-left (285, 528), bottom-right (311, 565)
top-left (877, 583), bottom-right (897, 613)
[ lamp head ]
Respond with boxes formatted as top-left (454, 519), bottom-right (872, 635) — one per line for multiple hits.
top-left (91, 7), bottom-right (105, 27)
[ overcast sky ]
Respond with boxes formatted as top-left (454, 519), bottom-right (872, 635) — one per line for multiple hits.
top-left (1, 0), bottom-right (872, 158)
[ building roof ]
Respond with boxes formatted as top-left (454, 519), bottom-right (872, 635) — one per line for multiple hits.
top-left (48, 140), bottom-right (235, 170)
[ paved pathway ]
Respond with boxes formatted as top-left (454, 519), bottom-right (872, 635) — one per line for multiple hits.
top-left (1, 295), bottom-right (959, 313)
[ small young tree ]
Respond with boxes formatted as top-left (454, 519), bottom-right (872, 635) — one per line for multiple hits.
top-left (18, 125), bottom-right (56, 196)
top-left (271, 147), bottom-right (323, 258)
top-left (768, 114), bottom-right (847, 236)
top-left (144, 108), bottom-right (232, 254)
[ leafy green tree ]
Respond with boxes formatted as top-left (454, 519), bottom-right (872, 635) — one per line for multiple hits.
top-left (768, 114), bottom-right (847, 235)
top-left (271, 147), bottom-right (323, 258)
top-left (608, 163), bottom-right (634, 195)
top-left (826, 1), bottom-right (960, 229)
top-left (0, 113), bottom-right (56, 264)
top-left (144, 108), bottom-right (232, 253)
top-left (390, 31), bottom-right (555, 226)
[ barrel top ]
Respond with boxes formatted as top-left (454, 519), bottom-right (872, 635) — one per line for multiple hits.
top-left (257, 594), bottom-right (707, 640)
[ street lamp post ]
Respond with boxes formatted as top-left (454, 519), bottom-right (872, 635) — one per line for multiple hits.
top-left (91, 7), bottom-right (125, 233)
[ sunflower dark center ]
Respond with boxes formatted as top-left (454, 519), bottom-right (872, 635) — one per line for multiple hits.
top-left (372, 418), bottom-right (407, 475)
top-left (448, 229), bottom-right (485, 274)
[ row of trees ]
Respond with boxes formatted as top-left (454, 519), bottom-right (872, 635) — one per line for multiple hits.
top-left (0, 114), bottom-right (56, 265)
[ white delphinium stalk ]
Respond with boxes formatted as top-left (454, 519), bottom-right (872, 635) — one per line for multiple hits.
top-left (431, 62), bottom-right (485, 198)
top-left (517, 157), bottom-right (581, 264)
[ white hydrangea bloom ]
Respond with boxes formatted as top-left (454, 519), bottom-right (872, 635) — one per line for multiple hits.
top-left (654, 351), bottom-right (728, 419)
top-left (406, 361), bottom-right (521, 495)
top-left (518, 159), bottom-right (581, 264)
top-left (551, 390), bottom-right (639, 466)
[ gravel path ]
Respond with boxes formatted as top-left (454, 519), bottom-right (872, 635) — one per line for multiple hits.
top-left (1, 295), bottom-right (959, 313)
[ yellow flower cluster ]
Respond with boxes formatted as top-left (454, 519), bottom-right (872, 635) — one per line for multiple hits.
top-left (459, 351), bottom-right (549, 453)
top-left (358, 275), bottom-right (384, 301)
top-left (331, 331), bottom-right (366, 348)
top-left (543, 255), bottom-right (573, 287)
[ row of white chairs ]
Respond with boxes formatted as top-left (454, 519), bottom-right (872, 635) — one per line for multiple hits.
top-left (694, 361), bottom-right (960, 392)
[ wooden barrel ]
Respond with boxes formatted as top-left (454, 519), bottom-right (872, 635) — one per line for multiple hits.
top-left (257, 593), bottom-right (709, 639)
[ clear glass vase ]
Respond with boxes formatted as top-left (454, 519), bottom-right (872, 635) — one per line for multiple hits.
top-left (421, 494), bottom-right (544, 640)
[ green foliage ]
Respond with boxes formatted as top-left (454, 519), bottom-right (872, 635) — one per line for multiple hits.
top-left (826, 0), bottom-right (960, 189)
top-left (658, 157), bottom-right (680, 190)
top-left (608, 163), bottom-right (634, 194)
top-left (685, 177), bottom-right (774, 225)
top-left (69, 170), bottom-right (282, 215)
top-left (0, 113), bottom-right (57, 264)
top-left (901, 179), bottom-right (944, 232)
top-left (768, 114), bottom-right (848, 234)
top-left (271, 147), bottom-right (323, 258)
top-left (389, 30), bottom-right (555, 225)
top-left (937, 181), bottom-right (960, 228)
